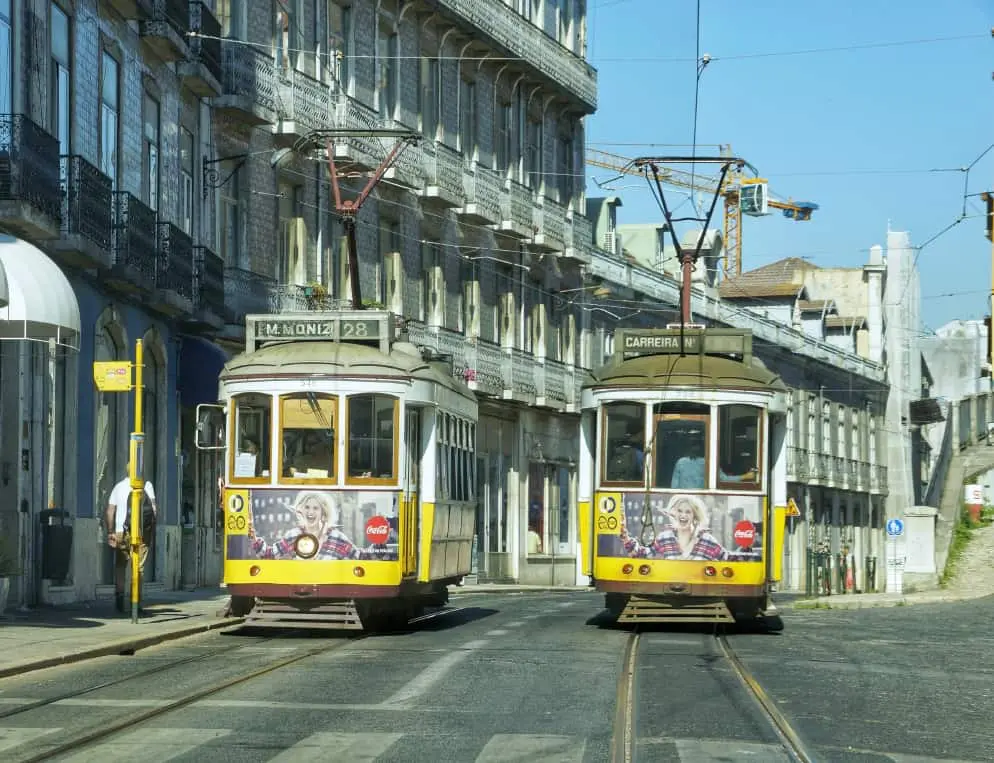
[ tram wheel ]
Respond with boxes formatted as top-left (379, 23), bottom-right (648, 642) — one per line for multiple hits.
top-left (229, 596), bottom-right (256, 617)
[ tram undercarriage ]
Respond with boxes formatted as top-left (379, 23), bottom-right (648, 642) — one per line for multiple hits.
top-left (226, 580), bottom-right (456, 632)
top-left (604, 592), bottom-right (783, 630)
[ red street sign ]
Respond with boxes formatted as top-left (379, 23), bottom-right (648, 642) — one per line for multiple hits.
top-left (733, 520), bottom-right (756, 549)
top-left (365, 515), bottom-right (390, 545)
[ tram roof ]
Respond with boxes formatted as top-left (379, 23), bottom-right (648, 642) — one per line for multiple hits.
top-left (221, 340), bottom-right (476, 401)
top-left (584, 352), bottom-right (787, 394)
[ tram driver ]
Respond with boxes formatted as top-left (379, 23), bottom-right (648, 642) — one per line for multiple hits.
top-left (285, 430), bottom-right (335, 477)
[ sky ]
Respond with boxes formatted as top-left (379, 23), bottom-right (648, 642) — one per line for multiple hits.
top-left (583, 0), bottom-right (994, 332)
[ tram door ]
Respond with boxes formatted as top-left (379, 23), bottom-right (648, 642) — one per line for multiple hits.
top-left (402, 408), bottom-right (420, 576)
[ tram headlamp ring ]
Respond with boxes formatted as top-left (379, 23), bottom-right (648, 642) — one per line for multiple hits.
top-left (704, 566), bottom-right (717, 577)
top-left (621, 563), bottom-right (634, 575)
top-left (638, 565), bottom-right (651, 576)
top-left (295, 533), bottom-right (320, 559)
top-left (721, 567), bottom-right (735, 578)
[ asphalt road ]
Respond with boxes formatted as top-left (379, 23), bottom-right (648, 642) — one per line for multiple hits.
top-left (0, 590), bottom-right (991, 762)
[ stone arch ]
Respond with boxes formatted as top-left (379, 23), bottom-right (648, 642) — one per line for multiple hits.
top-left (93, 305), bottom-right (128, 585)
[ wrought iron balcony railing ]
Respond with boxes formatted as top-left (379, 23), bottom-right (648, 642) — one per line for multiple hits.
top-left (186, 2), bottom-right (222, 86)
top-left (0, 113), bottom-right (62, 227)
top-left (193, 245), bottom-right (224, 313)
top-left (218, 41), bottom-right (278, 122)
top-left (112, 192), bottom-right (157, 286)
top-left (59, 155), bottom-right (112, 251)
top-left (155, 222), bottom-right (194, 300)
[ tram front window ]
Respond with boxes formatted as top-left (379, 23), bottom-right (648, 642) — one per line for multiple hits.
top-left (231, 393), bottom-right (272, 481)
top-left (348, 394), bottom-right (397, 481)
top-left (280, 393), bottom-right (337, 480)
top-left (717, 404), bottom-right (762, 490)
top-left (652, 403), bottom-right (710, 490)
top-left (602, 402), bottom-right (645, 485)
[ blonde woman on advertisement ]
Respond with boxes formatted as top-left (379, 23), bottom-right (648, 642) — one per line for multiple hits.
top-left (249, 491), bottom-right (361, 560)
top-left (621, 494), bottom-right (727, 561)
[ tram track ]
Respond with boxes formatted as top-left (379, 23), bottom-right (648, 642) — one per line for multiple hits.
top-left (610, 627), bottom-right (815, 763)
top-left (12, 606), bottom-right (465, 763)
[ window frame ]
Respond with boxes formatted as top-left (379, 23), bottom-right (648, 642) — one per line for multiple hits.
top-left (345, 393), bottom-right (400, 486)
top-left (650, 407), bottom-right (711, 490)
top-left (599, 401), bottom-right (646, 488)
top-left (228, 392), bottom-right (273, 485)
top-left (277, 392), bottom-right (339, 485)
top-left (715, 403), bottom-right (764, 492)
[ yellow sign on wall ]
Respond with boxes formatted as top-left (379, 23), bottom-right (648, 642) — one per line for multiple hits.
top-left (786, 498), bottom-right (801, 517)
top-left (93, 361), bottom-right (132, 392)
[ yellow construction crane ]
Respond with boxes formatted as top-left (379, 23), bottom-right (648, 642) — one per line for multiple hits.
top-left (586, 148), bottom-right (819, 277)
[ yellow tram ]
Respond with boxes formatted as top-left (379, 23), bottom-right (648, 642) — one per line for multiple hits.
top-left (577, 327), bottom-right (790, 627)
top-left (196, 310), bottom-right (477, 630)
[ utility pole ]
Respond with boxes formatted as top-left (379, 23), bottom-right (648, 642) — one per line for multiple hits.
top-left (984, 191), bottom-right (994, 381)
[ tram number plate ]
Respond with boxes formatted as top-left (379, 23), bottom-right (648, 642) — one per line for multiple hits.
top-left (597, 515), bottom-right (619, 533)
top-left (339, 319), bottom-right (378, 339)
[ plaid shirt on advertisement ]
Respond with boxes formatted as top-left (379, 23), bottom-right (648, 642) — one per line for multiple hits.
top-left (622, 528), bottom-right (727, 561)
top-left (251, 528), bottom-right (361, 560)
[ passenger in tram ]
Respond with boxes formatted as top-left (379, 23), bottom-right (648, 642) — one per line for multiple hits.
top-left (670, 436), bottom-right (706, 489)
top-left (249, 491), bottom-right (361, 560)
top-left (286, 430), bottom-right (335, 477)
top-left (620, 494), bottom-right (727, 561)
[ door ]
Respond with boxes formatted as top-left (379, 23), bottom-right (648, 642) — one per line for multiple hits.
top-left (402, 407), bottom-right (420, 577)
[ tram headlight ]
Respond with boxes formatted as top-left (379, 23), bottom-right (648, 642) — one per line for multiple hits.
top-left (295, 533), bottom-right (320, 559)
top-left (250, 565), bottom-right (261, 577)
top-left (704, 566), bottom-right (717, 577)
top-left (621, 563), bottom-right (634, 575)
top-left (353, 566), bottom-right (365, 578)
top-left (638, 565), bottom-right (651, 576)
top-left (721, 567), bottom-right (735, 578)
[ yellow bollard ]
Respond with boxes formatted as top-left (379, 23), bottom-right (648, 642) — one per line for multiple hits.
top-left (128, 340), bottom-right (144, 624)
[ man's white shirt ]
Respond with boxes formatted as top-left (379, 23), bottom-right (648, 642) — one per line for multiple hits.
top-left (109, 477), bottom-right (156, 533)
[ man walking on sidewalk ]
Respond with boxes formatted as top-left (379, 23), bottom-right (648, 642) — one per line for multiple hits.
top-left (105, 463), bottom-right (157, 613)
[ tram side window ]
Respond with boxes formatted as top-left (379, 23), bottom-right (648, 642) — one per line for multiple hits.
top-left (348, 394), bottom-right (397, 480)
top-left (652, 403), bottom-right (710, 490)
top-left (717, 404), bottom-right (762, 490)
top-left (280, 393), bottom-right (337, 480)
top-left (231, 393), bottom-right (272, 480)
top-left (602, 403), bottom-right (645, 485)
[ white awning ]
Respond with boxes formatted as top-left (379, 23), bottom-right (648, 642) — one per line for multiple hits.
top-left (0, 236), bottom-right (81, 350)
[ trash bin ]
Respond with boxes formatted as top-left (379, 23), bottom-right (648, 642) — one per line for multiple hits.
top-left (39, 509), bottom-right (73, 582)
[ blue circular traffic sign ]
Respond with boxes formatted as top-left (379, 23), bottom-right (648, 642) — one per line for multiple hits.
top-left (886, 518), bottom-right (904, 537)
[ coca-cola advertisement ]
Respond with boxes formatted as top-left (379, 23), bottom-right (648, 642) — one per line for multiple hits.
top-left (228, 489), bottom-right (400, 561)
top-left (596, 493), bottom-right (763, 562)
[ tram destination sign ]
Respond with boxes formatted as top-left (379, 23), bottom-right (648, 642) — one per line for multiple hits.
top-left (247, 313), bottom-right (391, 352)
top-left (618, 328), bottom-right (752, 360)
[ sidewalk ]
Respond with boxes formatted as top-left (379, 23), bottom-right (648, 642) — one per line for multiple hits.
top-left (791, 521), bottom-right (994, 611)
top-left (0, 588), bottom-right (243, 679)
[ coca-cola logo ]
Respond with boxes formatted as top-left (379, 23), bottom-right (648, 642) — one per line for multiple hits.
top-left (733, 520), bottom-right (756, 549)
top-left (365, 515), bottom-right (391, 545)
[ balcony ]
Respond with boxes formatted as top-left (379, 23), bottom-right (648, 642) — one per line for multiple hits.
top-left (151, 222), bottom-right (195, 315)
top-left (529, 198), bottom-right (567, 253)
top-left (498, 180), bottom-right (533, 239)
top-left (535, 359), bottom-right (570, 411)
top-left (269, 283), bottom-right (350, 312)
top-left (224, 267), bottom-right (276, 324)
top-left (108, 192), bottom-right (157, 293)
top-left (185, 245), bottom-right (225, 331)
top-left (105, 0), bottom-right (152, 19)
top-left (0, 114), bottom-right (62, 240)
top-left (140, 0), bottom-right (189, 62)
top-left (832, 455), bottom-right (845, 486)
top-left (870, 464), bottom-right (888, 495)
top-left (458, 164), bottom-right (501, 226)
top-left (786, 446), bottom-right (810, 483)
top-left (381, 137), bottom-right (425, 190)
top-left (433, 0), bottom-right (596, 111)
top-left (274, 70), bottom-right (331, 147)
top-left (563, 213), bottom-right (593, 265)
top-left (178, 2), bottom-right (222, 97)
top-left (858, 461), bottom-right (870, 492)
top-left (216, 41), bottom-right (277, 126)
top-left (50, 155), bottom-right (113, 269)
top-left (329, 95), bottom-right (390, 173)
top-left (420, 142), bottom-right (465, 209)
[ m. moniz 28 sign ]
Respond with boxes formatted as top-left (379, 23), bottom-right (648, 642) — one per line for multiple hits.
top-left (255, 318), bottom-right (381, 342)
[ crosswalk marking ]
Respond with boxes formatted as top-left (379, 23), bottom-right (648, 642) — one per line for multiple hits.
top-left (380, 639), bottom-right (488, 707)
top-left (54, 728), bottom-right (232, 763)
top-left (475, 734), bottom-right (586, 762)
top-left (672, 738), bottom-right (792, 762)
top-left (267, 732), bottom-right (403, 762)
top-left (0, 727), bottom-right (62, 754)
top-left (0, 727), bottom-right (987, 763)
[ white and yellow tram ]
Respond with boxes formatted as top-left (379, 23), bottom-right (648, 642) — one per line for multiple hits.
top-left (197, 311), bottom-right (477, 630)
top-left (577, 327), bottom-right (790, 627)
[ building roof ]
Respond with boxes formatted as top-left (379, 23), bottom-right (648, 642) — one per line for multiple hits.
top-left (718, 257), bottom-right (816, 300)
